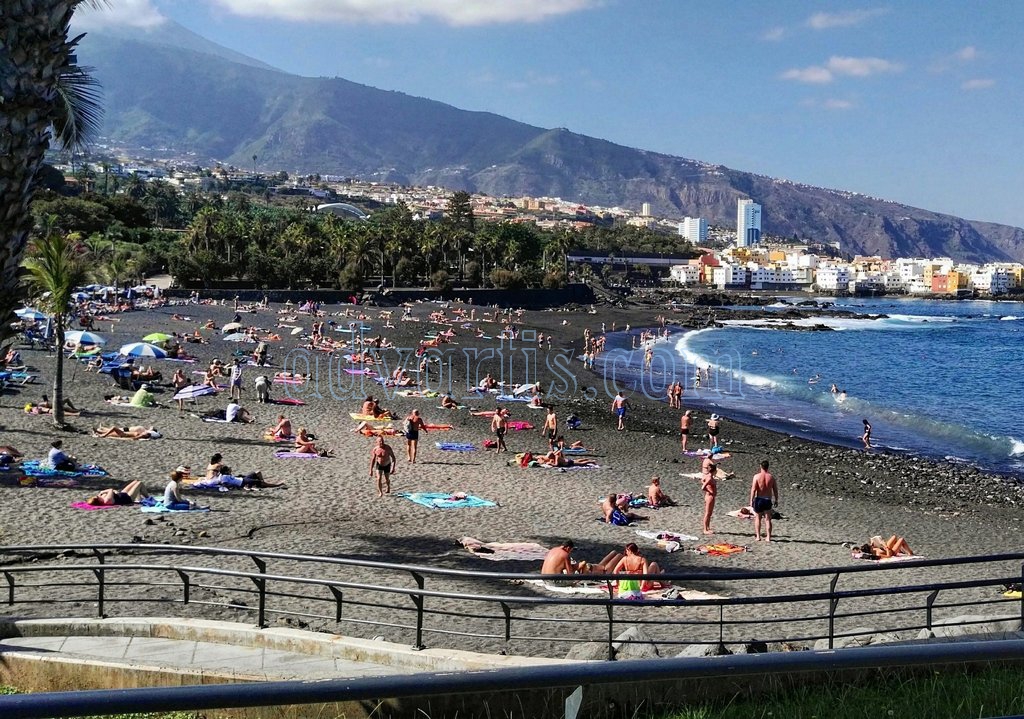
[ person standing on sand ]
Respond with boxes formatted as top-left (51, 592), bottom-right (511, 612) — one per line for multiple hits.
top-left (403, 409), bottom-right (428, 463)
top-left (229, 358), bottom-right (244, 401)
top-left (680, 410), bottom-right (693, 452)
top-left (611, 391), bottom-right (631, 431)
top-left (369, 436), bottom-right (397, 497)
top-left (862, 419), bottom-right (872, 449)
top-left (750, 460), bottom-right (779, 542)
top-left (707, 413), bottom-right (722, 449)
top-left (490, 409), bottom-right (508, 453)
top-left (701, 460), bottom-right (717, 535)
top-left (541, 406), bottom-right (558, 448)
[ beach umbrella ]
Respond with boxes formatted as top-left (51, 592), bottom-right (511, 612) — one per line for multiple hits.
top-left (142, 332), bottom-right (173, 343)
top-left (71, 291), bottom-right (90, 302)
top-left (221, 322), bottom-right (243, 333)
top-left (14, 308), bottom-right (47, 321)
top-left (65, 330), bottom-right (107, 346)
top-left (119, 342), bottom-right (168, 358)
top-left (83, 284), bottom-right (104, 292)
top-left (172, 384), bottom-right (217, 401)
top-left (222, 332), bottom-right (254, 343)
top-left (291, 327), bottom-right (304, 335)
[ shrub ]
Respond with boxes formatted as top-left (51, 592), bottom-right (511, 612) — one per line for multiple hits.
top-left (393, 257), bottom-right (418, 287)
top-left (465, 260), bottom-right (481, 287)
top-left (338, 262), bottom-right (364, 291)
top-left (489, 268), bottom-right (526, 289)
top-left (542, 270), bottom-right (566, 289)
top-left (430, 269), bottom-right (452, 291)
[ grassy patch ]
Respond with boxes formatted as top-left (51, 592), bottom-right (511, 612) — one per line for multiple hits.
top-left (660, 665), bottom-right (1024, 719)
top-left (0, 688), bottom-right (200, 719)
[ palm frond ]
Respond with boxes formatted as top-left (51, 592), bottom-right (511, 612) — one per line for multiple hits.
top-left (51, 61), bottom-right (104, 152)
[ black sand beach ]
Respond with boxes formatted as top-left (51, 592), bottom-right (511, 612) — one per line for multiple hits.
top-left (1, 295), bottom-right (1021, 656)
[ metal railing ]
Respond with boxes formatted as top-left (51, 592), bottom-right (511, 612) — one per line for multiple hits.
top-left (1, 544), bottom-right (1022, 660)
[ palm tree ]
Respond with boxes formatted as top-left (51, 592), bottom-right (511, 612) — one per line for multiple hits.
top-left (0, 1), bottom-right (105, 352)
top-left (23, 221), bottom-right (91, 428)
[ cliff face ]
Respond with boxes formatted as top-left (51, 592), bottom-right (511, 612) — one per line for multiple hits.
top-left (80, 30), bottom-right (1024, 263)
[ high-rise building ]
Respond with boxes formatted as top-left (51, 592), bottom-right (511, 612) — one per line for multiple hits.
top-left (736, 199), bottom-right (761, 247)
top-left (678, 217), bottom-right (708, 243)
top-left (641, 202), bottom-right (652, 217)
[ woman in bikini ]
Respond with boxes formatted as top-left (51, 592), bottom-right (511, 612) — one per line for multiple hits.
top-left (85, 480), bottom-right (146, 507)
top-left (369, 436), bottom-right (396, 498)
top-left (612, 543), bottom-right (663, 599)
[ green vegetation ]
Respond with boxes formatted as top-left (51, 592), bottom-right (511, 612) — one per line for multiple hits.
top-left (658, 665), bottom-right (1024, 719)
top-left (0, 686), bottom-right (199, 718)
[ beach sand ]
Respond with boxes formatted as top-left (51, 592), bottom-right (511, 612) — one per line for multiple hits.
top-left (1, 296), bottom-right (1021, 656)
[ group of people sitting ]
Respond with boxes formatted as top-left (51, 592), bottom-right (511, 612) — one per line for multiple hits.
top-left (541, 540), bottom-right (665, 599)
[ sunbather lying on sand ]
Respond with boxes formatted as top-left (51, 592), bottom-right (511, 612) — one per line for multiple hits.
top-left (93, 425), bottom-right (162, 440)
top-left (541, 540), bottom-right (623, 576)
top-left (859, 535), bottom-right (914, 559)
top-left (536, 449), bottom-right (598, 468)
top-left (85, 480), bottom-right (147, 506)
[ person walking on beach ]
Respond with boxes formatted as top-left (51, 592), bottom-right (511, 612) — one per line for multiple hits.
top-left (229, 358), bottom-right (244, 401)
top-left (862, 419), bottom-right (872, 449)
top-left (673, 381), bottom-right (683, 409)
top-left (403, 409), bottom-right (428, 464)
top-left (750, 460), bottom-right (779, 542)
top-left (680, 410), bottom-right (693, 452)
top-left (490, 408), bottom-right (508, 453)
top-left (369, 436), bottom-right (397, 497)
top-left (611, 391), bottom-right (631, 431)
top-left (701, 460), bottom-right (717, 535)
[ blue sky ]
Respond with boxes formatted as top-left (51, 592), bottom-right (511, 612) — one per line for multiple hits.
top-left (76, 1), bottom-right (1023, 228)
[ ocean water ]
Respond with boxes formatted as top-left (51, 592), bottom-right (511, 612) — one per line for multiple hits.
top-left (596, 297), bottom-right (1024, 478)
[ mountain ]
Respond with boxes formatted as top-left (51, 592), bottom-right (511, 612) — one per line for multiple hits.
top-left (77, 27), bottom-right (1024, 263)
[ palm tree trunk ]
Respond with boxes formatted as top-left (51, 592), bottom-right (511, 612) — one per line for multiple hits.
top-left (53, 320), bottom-right (66, 428)
top-left (0, 0), bottom-right (79, 348)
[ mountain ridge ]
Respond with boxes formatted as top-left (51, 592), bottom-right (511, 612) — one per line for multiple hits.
top-left (77, 28), bottom-right (1024, 263)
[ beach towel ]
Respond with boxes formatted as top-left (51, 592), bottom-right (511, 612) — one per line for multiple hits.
top-left (545, 463), bottom-right (602, 470)
top-left (70, 501), bottom-right (120, 511)
top-left (527, 579), bottom-right (610, 595)
top-left (422, 424), bottom-right (453, 431)
top-left (140, 502), bottom-right (210, 514)
top-left (1003, 589), bottom-right (1023, 599)
top-left (274, 451), bottom-right (332, 459)
top-left (343, 368), bottom-right (374, 375)
top-left (850, 551), bottom-right (921, 563)
top-left (635, 530), bottom-right (699, 553)
top-left (272, 398), bottom-right (306, 406)
top-left (0, 474), bottom-right (81, 488)
top-left (695, 543), bottom-right (747, 557)
top-left (495, 394), bottom-right (532, 403)
top-left (395, 390), bottom-right (439, 398)
top-left (460, 537), bottom-right (549, 561)
top-left (437, 404), bottom-right (466, 410)
top-left (273, 378), bottom-right (305, 385)
top-left (350, 413), bottom-right (393, 422)
top-left (507, 421), bottom-right (534, 431)
top-left (263, 434), bottom-right (296, 443)
top-left (471, 410), bottom-right (498, 417)
top-left (21, 460), bottom-right (107, 478)
top-left (526, 404), bottom-right (547, 410)
top-left (435, 442), bottom-right (477, 452)
top-left (398, 492), bottom-right (496, 509)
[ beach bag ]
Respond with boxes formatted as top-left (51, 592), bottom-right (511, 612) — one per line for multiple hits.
top-left (483, 439), bottom-right (497, 449)
top-left (401, 418), bottom-right (413, 437)
top-left (518, 452), bottom-right (534, 468)
top-left (566, 415), bottom-right (582, 430)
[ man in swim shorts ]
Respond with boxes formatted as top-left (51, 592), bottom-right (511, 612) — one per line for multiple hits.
top-left (611, 391), bottom-right (630, 431)
top-left (368, 436), bottom-right (397, 497)
top-left (749, 459), bottom-right (779, 542)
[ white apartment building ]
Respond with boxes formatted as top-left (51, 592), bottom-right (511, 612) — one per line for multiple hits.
top-left (712, 264), bottom-right (749, 289)
top-left (749, 265), bottom-right (813, 290)
top-left (736, 199), bottom-right (761, 248)
top-left (815, 266), bottom-right (853, 291)
top-left (641, 202), bottom-right (652, 217)
top-left (678, 217), bottom-right (708, 243)
top-left (973, 267), bottom-right (1011, 294)
top-left (669, 264), bottom-right (701, 284)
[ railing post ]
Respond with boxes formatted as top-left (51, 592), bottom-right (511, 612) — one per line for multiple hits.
top-left (92, 549), bottom-right (106, 618)
top-left (500, 602), bottom-right (511, 645)
top-left (410, 572), bottom-right (426, 650)
top-left (251, 557), bottom-right (267, 628)
top-left (605, 582), bottom-right (616, 661)
top-left (828, 572), bottom-right (840, 649)
top-left (176, 570), bottom-right (190, 605)
top-left (329, 586), bottom-right (344, 623)
top-left (925, 589), bottom-right (939, 631)
top-left (3, 571), bottom-right (13, 606)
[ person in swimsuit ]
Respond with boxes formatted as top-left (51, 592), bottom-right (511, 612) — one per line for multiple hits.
top-left (85, 480), bottom-right (146, 507)
top-left (647, 476), bottom-right (676, 508)
top-left (602, 494), bottom-right (645, 525)
top-left (490, 409), bottom-right (508, 453)
top-left (701, 463), bottom-right (717, 535)
top-left (860, 535), bottom-right (914, 559)
top-left (611, 391), bottom-right (630, 431)
top-left (749, 459), bottom-right (779, 542)
top-left (680, 410), bottom-right (693, 452)
top-left (541, 406), bottom-right (558, 448)
top-left (612, 543), bottom-right (664, 599)
top-left (862, 418), bottom-right (872, 449)
top-left (369, 436), bottom-right (397, 497)
top-left (403, 409), bottom-right (427, 463)
top-left (706, 413), bottom-right (722, 449)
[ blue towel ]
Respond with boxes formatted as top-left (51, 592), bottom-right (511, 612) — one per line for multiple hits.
top-left (140, 498), bottom-right (209, 513)
top-left (21, 460), bottom-right (107, 478)
top-left (396, 492), bottom-right (496, 509)
top-left (435, 442), bottom-right (476, 452)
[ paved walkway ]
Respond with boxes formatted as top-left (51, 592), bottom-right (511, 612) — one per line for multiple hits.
top-left (0, 634), bottom-right (409, 680)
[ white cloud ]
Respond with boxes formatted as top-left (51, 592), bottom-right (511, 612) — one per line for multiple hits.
top-left (73, 0), bottom-right (166, 30)
top-left (806, 8), bottom-right (889, 30)
top-left (781, 55), bottom-right (902, 84)
top-left (824, 98), bottom-right (855, 110)
top-left (961, 78), bottom-right (995, 91)
top-left (826, 56), bottom-right (902, 77)
top-left (506, 71), bottom-right (560, 91)
top-left (781, 66), bottom-right (834, 84)
top-left (954, 45), bottom-right (978, 62)
top-left (210, 0), bottom-right (598, 26)
top-left (762, 26), bottom-right (786, 42)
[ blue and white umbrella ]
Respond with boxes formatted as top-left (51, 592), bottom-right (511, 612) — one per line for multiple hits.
top-left (172, 384), bottom-right (217, 401)
top-left (119, 342), bottom-right (168, 359)
top-left (222, 332), bottom-right (255, 343)
top-left (15, 308), bottom-right (47, 321)
top-left (65, 330), bottom-right (107, 346)
top-left (71, 291), bottom-right (91, 302)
